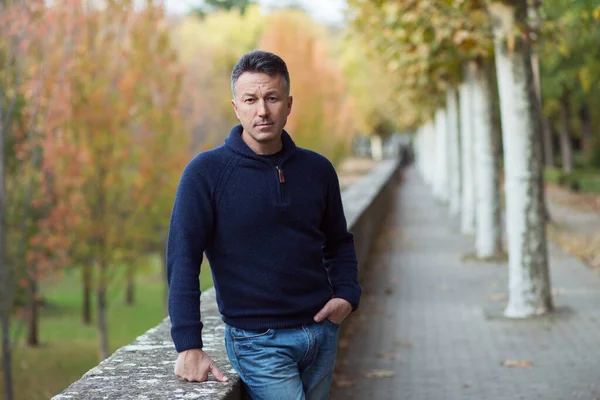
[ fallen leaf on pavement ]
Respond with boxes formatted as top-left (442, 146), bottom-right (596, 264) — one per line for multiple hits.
top-left (501, 359), bottom-right (533, 368)
top-left (393, 340), bottom-right (413, 349)
top-left (364, 370), bottom-right (395, 378)
top-left (333, 376), bottom-right (357, 388)
top-left (488, 293), bottom-right (507, 302)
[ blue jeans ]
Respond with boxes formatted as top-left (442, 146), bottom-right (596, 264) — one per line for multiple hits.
top-left (224, 320), bottom-right (340, 400)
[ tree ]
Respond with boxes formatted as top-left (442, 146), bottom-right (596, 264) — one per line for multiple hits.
top-left (117, 3), bottom-right (189, 307)
top-left (7, 1), bottom-right (86, 347)
top-left (0, 50), bottom-right (12, 400)
top-left (472, 60), bottom-right (503, 256)
top-left (1, 1), bottom-right (30, 397)
top-left (489, 0), bottom-right (553, 317)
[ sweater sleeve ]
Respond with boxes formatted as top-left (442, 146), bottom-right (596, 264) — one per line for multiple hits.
top-left (167, 160), bottom-right (214, 352)
top-left (320, 161), bottom-right (362, 311)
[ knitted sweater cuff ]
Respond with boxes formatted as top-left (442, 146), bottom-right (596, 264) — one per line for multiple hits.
top-left (334, 286), bottom-right (361, 311)
top-left (172, 327), bottom-right (204, 353)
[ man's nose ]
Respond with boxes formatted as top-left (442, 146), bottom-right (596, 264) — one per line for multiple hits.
top-left (257, 100), bottom-right (268, 117)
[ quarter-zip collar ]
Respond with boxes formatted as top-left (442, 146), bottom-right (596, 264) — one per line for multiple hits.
top-left (225, 124), bottom-right (297, 165)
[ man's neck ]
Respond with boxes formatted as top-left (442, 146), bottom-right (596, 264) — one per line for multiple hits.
top-left (242, 130), bottom-right (283, 155)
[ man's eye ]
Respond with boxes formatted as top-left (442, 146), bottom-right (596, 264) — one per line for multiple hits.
top-left (269, 97), bottom-right (278, 102)
top-left (244, 98), bottom-right (255, 103)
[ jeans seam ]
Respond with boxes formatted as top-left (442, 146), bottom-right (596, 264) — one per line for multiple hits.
top-left (230, 332), bottom-right (250, 382)
top-left (300, 325), bottom-right (312, 365)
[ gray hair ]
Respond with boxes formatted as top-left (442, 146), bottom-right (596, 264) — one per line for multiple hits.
top-left (231, 50), bottom-right (290, 96)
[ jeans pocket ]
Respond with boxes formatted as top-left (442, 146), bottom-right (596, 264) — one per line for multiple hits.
top-left (229, 327), bottom-right (272, 341)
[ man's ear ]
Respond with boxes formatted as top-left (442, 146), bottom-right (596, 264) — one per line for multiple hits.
top-left (231, 99), bottom-right (240, 119)
top-left (287, 96), bottom-right (293, 115)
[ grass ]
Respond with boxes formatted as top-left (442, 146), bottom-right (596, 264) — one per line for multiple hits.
top-left (0, 256), bottom-right (214, 400)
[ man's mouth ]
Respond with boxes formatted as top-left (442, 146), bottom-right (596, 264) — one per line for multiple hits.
top-left (256, 122), bottom-right (273, 127)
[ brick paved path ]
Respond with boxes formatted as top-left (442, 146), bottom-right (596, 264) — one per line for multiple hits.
top-left (332, 168), bottom-right (600, 400)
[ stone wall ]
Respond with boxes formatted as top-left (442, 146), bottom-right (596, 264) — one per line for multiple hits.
top-left (52, 159), bottom-right (401, 400)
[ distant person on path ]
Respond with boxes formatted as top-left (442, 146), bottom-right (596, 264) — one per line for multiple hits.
top-left (167, 50), bottom-right (362, 399)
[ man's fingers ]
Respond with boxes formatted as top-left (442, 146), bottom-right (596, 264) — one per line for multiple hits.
top-left (175, 350), bottom-right (228, 383)
top-left (210, 362), bottom-right (229, 382)
top-left (314, 304), bottom-right (331, 322)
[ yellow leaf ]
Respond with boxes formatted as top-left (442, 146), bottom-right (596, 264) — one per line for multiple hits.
top-left (459, 37), bottom-right (477, 52)
top-left (506, 33), bottom-right (516, 52)
top-left (453, 30), bottom-right (471, 45)
top-left (501, 360), bottom-right (533, 368)
top-left (364, 370), bottom-right (395, 378)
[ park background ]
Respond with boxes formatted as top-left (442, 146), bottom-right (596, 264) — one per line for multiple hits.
top-left (1, 0), bottom-right (600, 399)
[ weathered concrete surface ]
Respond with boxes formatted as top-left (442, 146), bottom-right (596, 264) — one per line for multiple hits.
top-left (332, 168), bottom-right (600, 400)
top-left (52, 289), bottom-right (243, 400)
top-left (52, 159), bottom-right (401, 400)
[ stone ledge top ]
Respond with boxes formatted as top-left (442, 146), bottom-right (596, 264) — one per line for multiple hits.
top-left (52, 289), bottom-right (239, 400)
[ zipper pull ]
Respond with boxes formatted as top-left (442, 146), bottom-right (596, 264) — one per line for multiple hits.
top-left (276, 166), bottom-right (286, 183)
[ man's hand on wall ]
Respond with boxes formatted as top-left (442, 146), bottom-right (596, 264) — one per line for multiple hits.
top-left (174, 349), bottom-right (229, 383)
top-left (313, 298), bottom-right (352, 325)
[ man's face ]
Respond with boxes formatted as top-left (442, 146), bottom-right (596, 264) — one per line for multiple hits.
top-left (232, 72), bottom-right (293, 153)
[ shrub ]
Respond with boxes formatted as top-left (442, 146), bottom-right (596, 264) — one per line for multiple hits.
top-left (544, 167), bottom-right (566, 185)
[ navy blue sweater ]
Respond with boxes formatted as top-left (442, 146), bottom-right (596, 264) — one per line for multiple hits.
top-left (167, 125), bottom-right (361, 352)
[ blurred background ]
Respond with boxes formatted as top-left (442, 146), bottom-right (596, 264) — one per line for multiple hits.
top-left (0, 0), bottom-right (599, 399)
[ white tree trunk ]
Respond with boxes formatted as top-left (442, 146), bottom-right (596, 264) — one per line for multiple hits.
top-left (371, 135), bottom-right (383, 161)
top-left (419, 125), bottom-right (428, 183)
top-left (472, 64), bottom-right (501, 257)
top-left (434, 109), bottom-right (449, 202)
top-left (424, 121), bottom-right (435, 187)
top-left (459, 76), bottom-right (475, 234)
top-left (446, 88), bottom-right (461, 217)
top-left (490, 1), bottom-right (552, 318)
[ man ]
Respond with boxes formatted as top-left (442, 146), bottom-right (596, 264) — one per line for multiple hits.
top-left (167, 50), bottom-right (361, 399)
